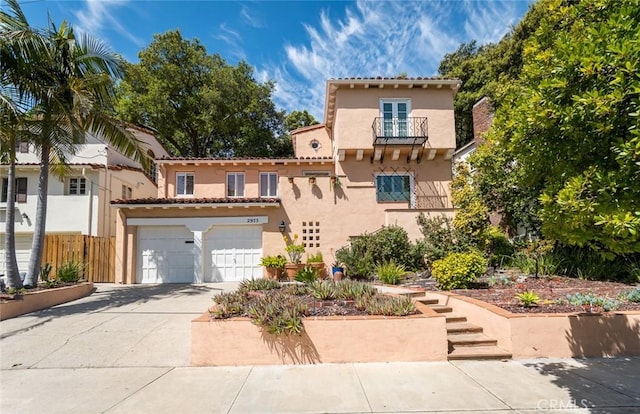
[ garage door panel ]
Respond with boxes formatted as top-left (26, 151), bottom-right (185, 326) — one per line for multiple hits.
top-left (137, 226), bottom-right (194, 283)
top-left (205, 225), bottom-right (262, 282)
top-left (0, 234), bottom-right (32, 275)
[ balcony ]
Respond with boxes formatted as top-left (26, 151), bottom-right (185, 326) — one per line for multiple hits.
top-left (372, 117), bottom-right (428, 145)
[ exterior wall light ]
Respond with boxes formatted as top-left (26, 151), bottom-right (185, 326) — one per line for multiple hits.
top-left (278, 221), bottom-right (286, 233)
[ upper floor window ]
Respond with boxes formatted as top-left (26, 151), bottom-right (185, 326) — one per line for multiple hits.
top-left (260, 172), bottom-right (278, 197)
top-left (146, 150), bottom-right (157, 183)
top-left (227, 172), bottom-right (245, 198)
top-left (15, 140), bottom-right (29, 153)
top-left (380, 99), bottom-right (411, 137)
top-left (121, 185), bottom-right (133, 200)
top-left (176, 172), bottom-right (194, 196)
top-left (68, 177), bottom-right (87, 195)
top-left (375, 173), bottom-right (413, 205)
top-left (1, 177), bottom-right (27, 203)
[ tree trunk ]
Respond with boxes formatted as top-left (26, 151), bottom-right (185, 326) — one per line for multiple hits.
top-left (24, 142), bottom-right (50, 287)
top-left (4, 147), bottom-right (23, 290)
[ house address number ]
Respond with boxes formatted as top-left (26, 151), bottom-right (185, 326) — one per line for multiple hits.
top-left (246, 218), bottom-right (260, 224)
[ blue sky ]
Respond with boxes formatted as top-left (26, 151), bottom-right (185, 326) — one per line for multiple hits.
top-left (20, 0), bottom-right (533, 120)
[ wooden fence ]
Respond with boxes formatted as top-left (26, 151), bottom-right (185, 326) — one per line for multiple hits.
top-left (42, 235), bottom-right (115, 283)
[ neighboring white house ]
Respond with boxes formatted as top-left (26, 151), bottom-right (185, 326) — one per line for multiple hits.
top-left (0, 125), bottom-right (169, 274)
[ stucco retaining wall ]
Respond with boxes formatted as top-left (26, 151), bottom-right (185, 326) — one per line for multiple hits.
top-left (428, 292), bottom-right (640, 359)
top-left (191, 302), bottom-right (447, 366)
top-left (0, 282), bottom-right (94, 321)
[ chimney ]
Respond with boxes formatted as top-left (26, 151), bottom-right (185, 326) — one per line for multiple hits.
top-left (472, 97), bottom-right (494, 145)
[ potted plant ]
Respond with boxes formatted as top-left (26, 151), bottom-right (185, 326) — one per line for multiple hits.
top-left (331, 260), bottom-right (345, 277)
top-left (330, 175), bottom-right (341, 191)
top-left (260, 255), bottom-right (287, 280)
top-left (306, 252), bottom-right (326, 278)
top-left (284, 234), bottom-right (305, 280)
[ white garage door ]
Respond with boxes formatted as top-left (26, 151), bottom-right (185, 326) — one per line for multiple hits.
top-left (205, 225), bottom-right (262, 282)
top-left (138, 226), bottom-right (194, 283)
top-left (0, 234), bottom-right (32, 276)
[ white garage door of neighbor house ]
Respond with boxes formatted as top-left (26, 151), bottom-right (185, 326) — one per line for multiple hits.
top-left (0, 234), bottom-right (32, 275)
top-left (138, 226), bottom-right (194, 283)
top-left (205, 225), bottom-right (262, 282)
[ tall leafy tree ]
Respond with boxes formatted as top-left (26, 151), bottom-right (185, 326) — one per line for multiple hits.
top-left (116, 30), bottom-right (292, 158)
top-left (475, 0), bottom-right (640, 257)
top-left (2, 1), bottom-right (148, 287)
top-left (285, 110), bottom-right (318, 132)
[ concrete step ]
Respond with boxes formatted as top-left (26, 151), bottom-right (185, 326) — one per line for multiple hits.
top-left (415, 297), bottom-right (439, 305)
top-left (444, 313), bottom-right (467, 323)
top-left (428, 304), bottom-right (453, 314)
top-left (448, 333), bottom-right (497, 347)
top-left (446, 322), bottom-right (483, 334)
top-left (448, 345), bottom-right (512, 361)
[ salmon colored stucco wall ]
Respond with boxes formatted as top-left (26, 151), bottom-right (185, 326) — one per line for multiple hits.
top-left (293, 127), bottom-right (332, 158)
top-left (333, 87), bottom-right (456, 150)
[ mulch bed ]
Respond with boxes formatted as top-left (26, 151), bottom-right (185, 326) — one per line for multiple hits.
top-left (450, 276), bottom-right (640, 314)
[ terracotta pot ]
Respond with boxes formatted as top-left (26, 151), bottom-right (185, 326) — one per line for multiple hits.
top-left (309, 262), bottom-right (326, 278)
top-left (284, 263), bottom-right (304, 280)
top-left (264, 267), bottom-right (283, 280)
top-left (333, 271), bottom-right (344, 282)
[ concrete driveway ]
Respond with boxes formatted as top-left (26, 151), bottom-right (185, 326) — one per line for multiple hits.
top-left (1, 283), bottom-right (640, 414)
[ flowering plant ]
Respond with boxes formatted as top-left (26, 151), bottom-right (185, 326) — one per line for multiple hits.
top-left (284, 234), bottom-right (305, 264)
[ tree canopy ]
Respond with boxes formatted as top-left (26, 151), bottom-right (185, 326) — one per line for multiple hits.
top-left (116, 30), bottom-right (293, 158)
top-left (284, 110), bottom-right (319, 132)
top-left (468, 0), bottom-right (640, 257)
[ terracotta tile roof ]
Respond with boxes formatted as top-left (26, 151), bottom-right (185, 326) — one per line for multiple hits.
top-left (111, 197), bottom-right (281, 205)
top-left (331, 76), bottom-right (459, 81)
top-left (290, 124), bottom-right (326, 134)
top-left (157, 156), bottom-right (333, 161)
top-left (4, 162), bottom-right (147, 174)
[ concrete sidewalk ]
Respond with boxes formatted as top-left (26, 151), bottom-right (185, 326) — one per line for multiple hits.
top-left (1, 283), bottom-right (639, 413)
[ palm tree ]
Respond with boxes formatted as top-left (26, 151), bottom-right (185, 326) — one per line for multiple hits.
top-left (2, 0), bottom-right (148, 287)
top-left (1, 0), bottom-right (47, 289)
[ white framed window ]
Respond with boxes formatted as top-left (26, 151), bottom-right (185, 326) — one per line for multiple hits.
top-left (121, 185), bottom-right (132, 200)
top-left (227, 172), bottom-right (245, 198)
top-left (1, 177), bottom-right (27, 203)
top-left (380, 99), bottom-right (411, 137)
top-left (375, 173), bottom-right (414, 207)
top-left (68, 177), bottom-right (87, 195)
top-left (176, 172), bottom-right (194, 196)
top-left (260, 172), bottom-right (278, 197)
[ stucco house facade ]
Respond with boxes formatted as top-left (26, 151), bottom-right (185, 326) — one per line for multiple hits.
top-left (112, 77), bottom-right (460, 284)
top-left (0, 125), bottom-right (168, 274)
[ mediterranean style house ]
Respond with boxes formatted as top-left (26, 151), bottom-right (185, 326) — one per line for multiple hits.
top-left (112, 77), bottom-right (460, 284)
top-left (0, 125), bottom-right (168, 274)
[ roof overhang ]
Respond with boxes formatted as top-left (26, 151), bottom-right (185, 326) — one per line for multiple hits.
top-left (156, 157), bottom-right (333, 166)
top-left (111, 198), bottom-right (281, 209)
top-left (323, 78), bottom-right (462, 128)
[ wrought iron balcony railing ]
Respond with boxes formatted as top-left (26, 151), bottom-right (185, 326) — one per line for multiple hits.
top-left (372, 117), bottom-right (428, 145)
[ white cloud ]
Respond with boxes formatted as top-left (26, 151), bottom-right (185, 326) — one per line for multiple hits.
top-left (261, 0), bottom-right (529, 120)
top-left (214, 23), bottom-right (246, 61)
top-left (240, 5), bottom-right (266, 29)
top-left (74, 0), bottom-right (144, 50)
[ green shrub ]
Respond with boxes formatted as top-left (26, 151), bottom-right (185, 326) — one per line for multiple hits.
top-left (212, 291), bottom-right (247, 317)
top-left (416, 214), bottom-right (473, 265)
top-left (245, 291), bottom-right (309, 335)
top-left (375, 261), bottom-right (406, 285)
top-left (259, 255), bottom-right (287, 270)
top-left (566, 292), bottom-right (620, 312)
top-left (334, 279), bottom-right (376, 300)
top-left (309, 280), bottom-right (337, 300)
top-left (515, 291), bottom-right (540, 307)
top-left (483, 226), bottom-right (515, 267)
top-left (306, 252), bottom-right (323, 263)
top-left (336, 225), bottom-right (425, 279)
top-left (238, 278), bottom-right (280, 292)
top-left (294, 265), bottom-right (319, 284)
top-left (431, 251), bottom-right (487, 290)
top-left (620, 288), bottom-right (640, 303)
top-left (56, 261), bottom-right (83, 283)
top-left (355, 295), bottom-right (417, 316)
